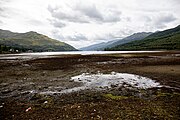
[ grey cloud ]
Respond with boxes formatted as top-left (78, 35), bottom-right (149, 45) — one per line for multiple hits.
top-left (67, 34), bottom-right (88, 41)
top-left (0, 4), bottom-right (6, 17)
top-left (0, 8), bottom-right (3, 12)
top-left (75, 4), bottom-right (121, 23)
top-left (27, 19), bottom-right (44, 26)
top-left (119, 29), bottom-right (134, 37)
top-left (155, 14), bottom-right (177, 29)
top-left (171, 0), bottom-right (180, 4)
top-left (0, 0), bottom-right (17, 18)
top-left (0, 0), bottom-right (10, 2)
top-left (122, 17), bottom-right (131, 22)
top-left (103, 11), bottom-right (121, 23)
top-left (53, 22), bottom-right (66, 28)
top-left (142, 14), bottom-right (177, 29)
top-left (155, 24), bottom-right (166, 29)
top-left (52, 30), bottom-right (88, 41)
top-left (0, 0), bottom-right (10, 10)
top-left (94, 34), bottom-right (115, 41)
top-left (48, 5), bottom-right (89, 23)
top-left (143, 16), bottom-right (152, 22)
top-left (75, 4), bottom-right (103, 22)
top-left (94, 30), bottom-right (132, 41)
top-left (0, 0), bottom-right (10, 5)
top-left (47, 5), bottom-right (58, 13)
top-left (55, 34), bottom-right (65, 40)
top-left (48, 4), bottom-right (122, 25)
top-left (52, 11), bottom-right (89, 23)
top-left (49, 19), bottom-right (66, 28)
top-left (158, 14), bottom-right (176, 23)
top-left (51, 30), bottom-right (66, 40)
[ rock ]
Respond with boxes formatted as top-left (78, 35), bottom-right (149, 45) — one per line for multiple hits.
top-left (87, 80), bottom-right (91, 82)
top-left (1, 89), bottom-right (13, 94)
top-left (23, 64), bottom-right (30, 67)
top-left (69, 80), bottom-right (74, 82)
top-left (111, 84), bottom-right (118, 88)
top-left (25, 107), bottom-right (32, 112)
top-left (111, 71), bottom-right (116, 75)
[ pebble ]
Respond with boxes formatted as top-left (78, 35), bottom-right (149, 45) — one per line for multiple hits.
top-left (26, 107), bottom-right (32, 112)
top-left (23, 64), bottom-right (30, 67)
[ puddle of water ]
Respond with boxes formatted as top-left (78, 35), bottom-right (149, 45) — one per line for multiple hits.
top-left (0, 72), bottom-right (162, 97)
top-left (71, 72), bottom-right (161, 89)
top-left (39, 72), bottom-right (161, 95)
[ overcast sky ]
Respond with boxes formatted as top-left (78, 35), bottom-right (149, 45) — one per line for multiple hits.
top-left (0, 0), bottom-right (180, 48)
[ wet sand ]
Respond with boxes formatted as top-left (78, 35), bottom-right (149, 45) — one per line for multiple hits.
top-left (0, 51), bottom-right (180, 119)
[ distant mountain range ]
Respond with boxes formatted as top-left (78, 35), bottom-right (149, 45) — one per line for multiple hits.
top-left (0, 29), bottom-right (76, 53)
top-left (1, 25), bottom-right (179, 53)
top-left (80, 25), bottom-right (180, 51)
top-left (79, 39), bottom-right (119, 51)
top-left (80, 32), bottom-right (152, 51)
top-left (106, 25), bottom-right (180, 51)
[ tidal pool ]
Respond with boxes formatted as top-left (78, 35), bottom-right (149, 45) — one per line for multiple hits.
top-left (39, 72), bottom-right (162, 94)
top-left (71, 72), bottom-right (161, 89)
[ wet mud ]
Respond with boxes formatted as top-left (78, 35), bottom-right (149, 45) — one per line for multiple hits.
top-left (0, 51), bottom-right (180, 119)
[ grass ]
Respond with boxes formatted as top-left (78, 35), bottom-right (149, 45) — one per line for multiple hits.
top-left (156, 91), bottom-right (180, 98)
top-left (103, 94), bottom-right (129, 100)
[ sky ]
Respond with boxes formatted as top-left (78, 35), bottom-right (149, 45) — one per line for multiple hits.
top-left (0, 0), bottom-right (180, 48)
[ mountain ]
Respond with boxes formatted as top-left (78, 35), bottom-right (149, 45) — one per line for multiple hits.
top-left (79, 39), bottom-right (119, 51)
top-left (0, 29), bottom-right (76, 53)
top-left (80, 32), bottom-right (152, 51)
top-left (105, 25), bottom-right (180, 51)
top-left (105, 32), bottom-right (152, 49)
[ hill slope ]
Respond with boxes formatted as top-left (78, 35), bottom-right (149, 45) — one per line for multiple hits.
top-left (105, 32), bottom-right (152, 49)
top-left (80, 32), bottom-right (152, 51)
top-left (79, 39), bottom-right (119, 51)
top-left (106, 25), bottom-right (180, 51)
top-left (0, 29), bottom-right (76, 53)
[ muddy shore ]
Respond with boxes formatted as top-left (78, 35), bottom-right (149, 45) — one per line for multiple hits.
top-left (0, 51), bottom-right (180, 120)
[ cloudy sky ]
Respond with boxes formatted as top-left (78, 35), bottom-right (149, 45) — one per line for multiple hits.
top-left (0, 0), bottom-right (180, 48)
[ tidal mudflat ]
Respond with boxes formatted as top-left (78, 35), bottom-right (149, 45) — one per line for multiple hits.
top-left (0, 51), bottom-right (180, 119)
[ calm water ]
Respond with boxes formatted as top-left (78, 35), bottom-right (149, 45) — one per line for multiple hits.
top-left (0, 51), bottom-right (160, 60)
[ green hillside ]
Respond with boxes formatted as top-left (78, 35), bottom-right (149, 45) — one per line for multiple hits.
top-left (0, 30), bottom-right (77, 53)
top-left (105, 25), bottom-right (180, 51)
